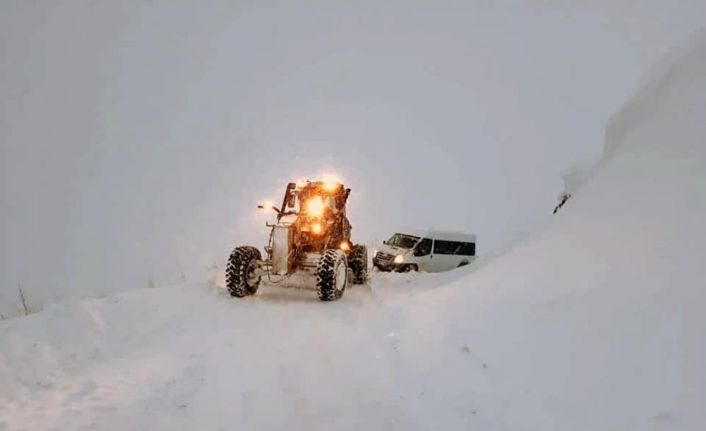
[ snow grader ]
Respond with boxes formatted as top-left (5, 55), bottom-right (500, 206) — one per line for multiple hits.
top-left (226, 180), bottom-right (368, 301)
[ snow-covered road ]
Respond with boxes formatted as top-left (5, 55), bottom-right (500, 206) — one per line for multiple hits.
top-left (0, 272), bottom-right (484, 431)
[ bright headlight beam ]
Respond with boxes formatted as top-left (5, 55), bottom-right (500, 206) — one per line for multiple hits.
top-left (305, 196), bottom-right (325, 217)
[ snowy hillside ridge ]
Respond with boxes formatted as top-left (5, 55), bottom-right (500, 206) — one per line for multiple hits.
top-left (603, 29), bottom-right (706, 160)
top-left (431, 32), bottom-right (706, 429)
top-left (560, 30), bottom-right (706, 198)
top-left (2, 29), bottom-right (706, 431)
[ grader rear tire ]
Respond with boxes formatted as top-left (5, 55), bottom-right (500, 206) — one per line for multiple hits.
top-left (349, 244), bottom-right (368, 284)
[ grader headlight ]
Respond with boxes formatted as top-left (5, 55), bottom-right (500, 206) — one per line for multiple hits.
top-left (322, 174), bottom-right (340, 191)
top-left (323, 180), bottom-right (338, 191)
top-left (305, 196), bottom-right (325, 217)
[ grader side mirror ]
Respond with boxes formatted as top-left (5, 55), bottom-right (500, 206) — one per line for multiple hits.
top-left (258, 204), bottom-right (281, 215)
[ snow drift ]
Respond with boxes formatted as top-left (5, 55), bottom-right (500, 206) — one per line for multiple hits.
top-left (2, 29), bottom-right (706, 431)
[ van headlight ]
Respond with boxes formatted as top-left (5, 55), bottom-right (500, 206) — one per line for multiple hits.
top-left (394, 255), bottom-right (404, 264)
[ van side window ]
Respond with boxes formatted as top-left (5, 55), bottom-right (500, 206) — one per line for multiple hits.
top-left (434, 240), bottom-right (462, 255)
top-left (458, 242), bottom-right (476, 256)
top-left (413, 238), bottom-right (432, 256)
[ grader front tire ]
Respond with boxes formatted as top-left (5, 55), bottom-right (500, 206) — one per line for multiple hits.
top-left (316, 250), bottom-right (348, 301)
top-left (226, 246), bottom-right (262, 297)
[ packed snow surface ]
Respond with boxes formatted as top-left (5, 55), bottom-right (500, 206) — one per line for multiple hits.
top-left (3, 29), bottom-right (706, 431)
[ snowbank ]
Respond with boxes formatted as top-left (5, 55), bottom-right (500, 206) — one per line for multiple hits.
top-left (420, 30), bottom-right (706, 429)
top-left (2, 27), bottom-right (706, 431)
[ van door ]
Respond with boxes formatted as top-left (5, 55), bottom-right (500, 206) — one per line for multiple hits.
top-left (411, 238), bottom-right (433, 271)
top-left (432, 240), bottom-right (463, 272)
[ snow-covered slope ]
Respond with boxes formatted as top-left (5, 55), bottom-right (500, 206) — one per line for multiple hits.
top-left (2, 29), bottom-right (706, 431)
top-left (428, 32), bottom-right (706, 429)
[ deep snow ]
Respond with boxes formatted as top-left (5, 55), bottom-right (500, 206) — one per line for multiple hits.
top-left (2, 30), bottom-right (706, 430)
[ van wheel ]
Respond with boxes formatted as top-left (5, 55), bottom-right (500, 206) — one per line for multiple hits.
top-left (397, 264), bottom-right (418, 273)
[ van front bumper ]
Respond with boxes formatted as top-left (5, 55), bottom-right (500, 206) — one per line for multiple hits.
top-left (373, 251), bottom-right (396, 271)
top-left (373, 252), bottom-right (413, 272)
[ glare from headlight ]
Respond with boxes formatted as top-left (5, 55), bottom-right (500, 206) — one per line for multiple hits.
top-left (394, 254), bottom-right (404, 264)
top-left (305, 196), bottom-right (325, 217)
top-left (311, 223), bottom-right (323, 234)
top-left (322, 174), bottom-right (340, 191)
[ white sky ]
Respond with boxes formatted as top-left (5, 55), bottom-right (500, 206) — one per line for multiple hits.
top-left (2, 0), bottom-right (705, 311)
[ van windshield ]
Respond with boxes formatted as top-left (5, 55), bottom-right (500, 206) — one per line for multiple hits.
top-left (386, 233), bottom-right (420, 249)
